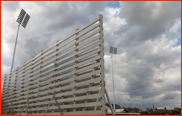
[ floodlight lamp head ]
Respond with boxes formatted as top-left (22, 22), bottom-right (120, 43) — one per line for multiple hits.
top-left (16, 9), bottom-right (30, 28)
top-left (109, 46), bottom-right (113, 53)
top-left (109, 46), bottom-right (117, 54)
top-left (21, 14), bottom-right (30, 28)
top-left (113, 47), bottom-right (117, 54)
top-left (16, 9), bottom-right (26, 24)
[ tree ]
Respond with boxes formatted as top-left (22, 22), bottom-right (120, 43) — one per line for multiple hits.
top-left (141, 111), bottom-right (148, 113)
top-left (123, 109), bottom-right (128, 112)
top-left (172, 110), bottom-right (179, 113)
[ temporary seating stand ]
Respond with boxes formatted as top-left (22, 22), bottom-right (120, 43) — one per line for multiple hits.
top-left (1, 14), bottom-right (115, 115)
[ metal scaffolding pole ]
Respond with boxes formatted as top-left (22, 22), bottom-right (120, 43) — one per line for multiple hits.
top-left (111, 53), bottom-right (116, 112)
top-left (10, 24), bottom-right (20, 72)
top-left (109, 46), bottom-right (117, 113)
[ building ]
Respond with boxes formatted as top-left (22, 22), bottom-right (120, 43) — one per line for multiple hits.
top-left (144, 106), bottom-right (181, 115)
top-left (123, 107), bottom-right (142, 113)
top-left (173, 107), bottom-right (181, 114)
top-left (146, 107), bottom-right (166, 113)
top-left (105, 103), bottom-right (122, 109)
top-left (105, 104), bottom-right (124, 114)
top-left (174, 107), bottom-right (181, 112)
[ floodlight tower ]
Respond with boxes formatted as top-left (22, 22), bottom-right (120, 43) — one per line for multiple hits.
top-left (109, 46), bottom-right (117, 113)
top-left (10, 9), bottom-right (30, 72)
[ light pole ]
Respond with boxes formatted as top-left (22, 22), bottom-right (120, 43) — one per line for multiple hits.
top-left (109, 46), bottom-right (117, 113)
top-left (10, 9), bottom-right (30, 72)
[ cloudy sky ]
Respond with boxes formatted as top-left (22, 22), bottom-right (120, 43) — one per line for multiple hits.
top-left (1, 1), bottom-right (181, 111)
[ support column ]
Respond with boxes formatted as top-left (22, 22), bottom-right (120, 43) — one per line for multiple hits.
top-left (2, 74), bottom-right (7, 114)
top-left (20, 63), bottom-right (26, 114)
top-left (99, 14), bottom-right (106, 115)
top-left (28, 57), bottom-right (34, 115)
top-left (12, 67), bottom-right (19, 114)
top-left (52, 40), bottom-right (60, 113)
top-left (105, 88), bottom-right (115, 115)
top-left (74, 28), bottom-right (79, 112)
top-left (39, 51), bottom-right (44, 114)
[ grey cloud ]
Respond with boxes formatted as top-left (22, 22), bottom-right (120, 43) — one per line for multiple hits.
top-left (122, 67), bottom-right (155, 98)
top-left (119, 1), bottom-right (181, 41)
top-left (1, 1), bottom-right (19, 11)
top-left (1, 53), bottom-right (12, 67)
top-left (84, 1), bottom-right (107, 14)
top-left (155, 78), bottom-right (164, 83)
top-left (36, 1), bottom-right (106, 31)
top-left (162, 92), bottom-right (180, 100)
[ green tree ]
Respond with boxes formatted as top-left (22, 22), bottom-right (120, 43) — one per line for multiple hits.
top-left (172, 110), bottom-right (179, 113)
top-left (166, 111), bottom-right (171, 113)
top-left (124, 109), bottom-right (128, 112)
top-left (141, 111), bottom-right (148, 113)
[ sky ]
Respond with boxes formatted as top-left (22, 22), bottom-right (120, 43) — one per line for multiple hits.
top-left (1, 1), bottom-right (181, 111)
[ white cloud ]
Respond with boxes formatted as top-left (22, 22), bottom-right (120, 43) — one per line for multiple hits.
top-left (169, 19), bottom-right (181, 33)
